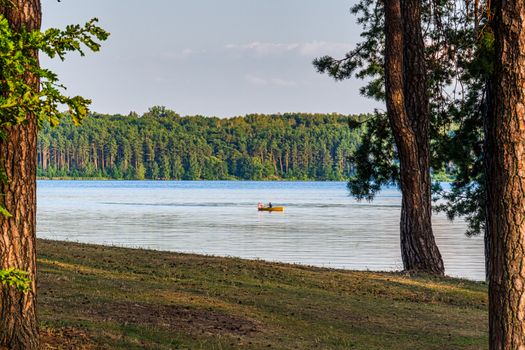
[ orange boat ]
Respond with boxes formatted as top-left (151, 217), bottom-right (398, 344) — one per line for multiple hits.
top-left (257, 206), bottom-right (284, 212)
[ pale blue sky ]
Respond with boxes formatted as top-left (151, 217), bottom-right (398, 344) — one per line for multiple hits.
top-left (41, 0), bottom-right (378, 117)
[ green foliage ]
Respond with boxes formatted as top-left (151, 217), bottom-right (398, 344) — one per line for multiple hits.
top-left (431, 170), bottom-right (454, 183)
top-left (0, 268), bottom-right (31, 293)
top-left (432, 23), bottom-right (493, 237)
top-left (347, 115), bottom-right (399, 200)
top-left (38, 109), bottom-right (365, 181)
top-left (0, 16), bottom-right (109, 128)
top-left (0, 204), bottom-right (12, 218)
top-left (314, 1), bottom-right (490, 236)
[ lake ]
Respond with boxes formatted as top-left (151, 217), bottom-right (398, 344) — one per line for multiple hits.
top-left (37, 180), bottom-right (485, 281)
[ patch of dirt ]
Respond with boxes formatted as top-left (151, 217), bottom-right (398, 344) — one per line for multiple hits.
top-left (40, 327), bottom-right (99, 350)
top-left (87, 301), bottom-right (260, 337)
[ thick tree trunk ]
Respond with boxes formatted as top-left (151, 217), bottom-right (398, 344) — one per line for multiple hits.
top-left (486, 0), bottom-right (525, 348)
top-left (384, 0), bottom-right (444, 275)
top-left (0, 1), bottom-right (41, 349)
top-left (485, 223), bottom-right (491, 282)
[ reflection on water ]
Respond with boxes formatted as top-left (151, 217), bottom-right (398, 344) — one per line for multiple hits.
top-left (37, 180), bottom-right (485, 281)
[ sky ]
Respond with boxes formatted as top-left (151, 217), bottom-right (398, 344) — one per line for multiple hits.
top-left (41, 0), bottom-right (380, 118)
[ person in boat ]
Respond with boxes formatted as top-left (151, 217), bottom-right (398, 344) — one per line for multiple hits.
top-left (258, 202), bottom-right (263, 209)
top-left (268, 202), bottom-right (272, 208)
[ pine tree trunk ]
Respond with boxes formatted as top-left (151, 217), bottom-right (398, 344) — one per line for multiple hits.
top-left (486, 0), bottom-right (525, 348)
top-left (0, 2), bottom-right (41, 349)
top-left (53, 143), bottom-right (56, 168)
top-left (101, 145), bottom-right (105, 172)
top-left (384, 0), bottom-right (444, 275)
top-left (42, 147), bottom-right (47, 170)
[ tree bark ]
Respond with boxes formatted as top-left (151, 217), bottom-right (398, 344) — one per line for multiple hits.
top-left (384, 0), bottom-right (444, 275)
top-left (486, 0), bottom-right (525, 348)
top-left (0, 1), bottom-right (41, 349)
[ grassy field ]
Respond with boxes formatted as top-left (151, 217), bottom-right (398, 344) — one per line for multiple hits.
top-left (37, 239), bottom-right (488, 349)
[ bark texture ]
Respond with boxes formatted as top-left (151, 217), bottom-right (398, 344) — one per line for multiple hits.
top-left (0, 1), bottom-right (41, 349)
top-left (486, 0), bottom-right (525, 348)
top-left (384, 0), bottom-right (444, 275)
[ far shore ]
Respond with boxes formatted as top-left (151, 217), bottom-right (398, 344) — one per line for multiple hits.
top-left (36, 177), bottom-right (344, 181)
top-left (37, 177), bottom-right (453, 182)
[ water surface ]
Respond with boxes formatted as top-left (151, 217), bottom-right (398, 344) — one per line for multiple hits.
top-left (37, 180), bottom-right (485, 280)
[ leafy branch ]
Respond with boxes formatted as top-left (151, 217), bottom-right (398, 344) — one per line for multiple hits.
top-left (0, 16), bottom-right (109, 129)
top-left (0, 268), bottom-right (31, 292)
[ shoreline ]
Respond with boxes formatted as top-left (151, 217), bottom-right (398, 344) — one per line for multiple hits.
top-left (36, 177), bottom-right (350, 182)
top-left (38, 238), bottom-right (485, 283)
top-left (36, 177), bottom-right (453, 183)
top-left (38, 238), bottom-right (487, 349)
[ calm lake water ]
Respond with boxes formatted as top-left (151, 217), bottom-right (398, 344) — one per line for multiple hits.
top-left (37, 180), bottom-right (485, 281)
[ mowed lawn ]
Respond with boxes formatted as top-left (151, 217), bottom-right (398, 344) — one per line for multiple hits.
top-left (37, 239), bottom-right (488, 349)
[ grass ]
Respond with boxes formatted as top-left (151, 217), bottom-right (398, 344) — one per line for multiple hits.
top-left (37, 239), bottom-right (488, 349)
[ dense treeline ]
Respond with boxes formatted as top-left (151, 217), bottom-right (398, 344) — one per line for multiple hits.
top-left (37, 107), bottom-right (365, 180)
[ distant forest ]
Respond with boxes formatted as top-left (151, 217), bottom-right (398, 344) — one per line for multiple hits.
top-left (37, 107), bottom-right (366, 181)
